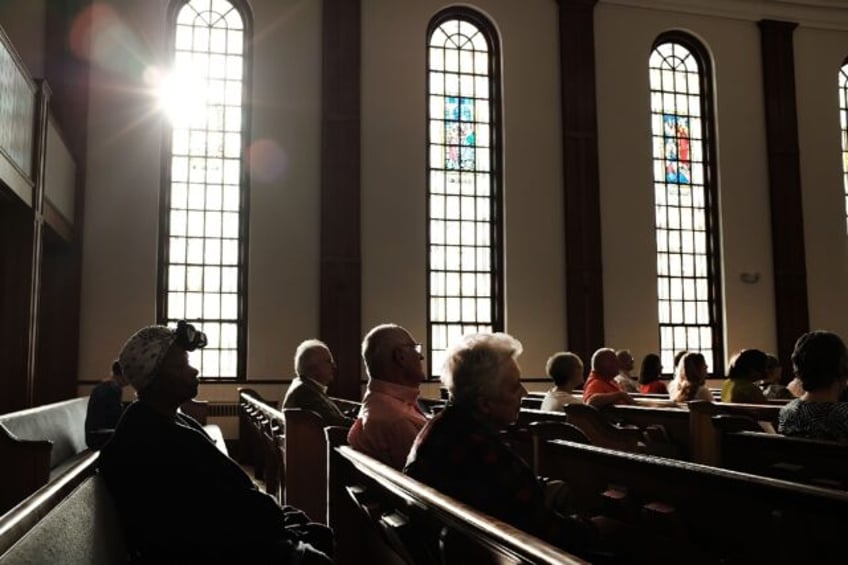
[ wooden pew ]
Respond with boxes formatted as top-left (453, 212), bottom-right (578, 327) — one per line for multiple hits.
top-left (597, 404), bottom-right (690, 458)
top-left (542, 439), bottom-right (848, 563)
top-left (326, 429), bottom-right (587, 565)
top-left (711, 414), bottom-right (848, 489)
top-left (0, 397), bottom-right (90, 515)
top-left (0, 451), bottom-right (128, 564)
top-left (688, 400), bottom-right (781, 465)
top-left (238, 388), bottom-right (285, 502)
top-left (283, 408), bottom-right (335, 523)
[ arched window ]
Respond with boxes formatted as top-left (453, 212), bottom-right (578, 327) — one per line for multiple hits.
top-left (426, 9), bottom-right (503, 375)
top-left (158, 0), bottom-right (251, 379)
top-left (649, 33), bottom-right (724, 375)
top-left (840, 59), bottom-right (848, 233)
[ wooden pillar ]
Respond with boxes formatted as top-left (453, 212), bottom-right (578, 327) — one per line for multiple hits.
top-left (558, 0), bottom-right (605, 367)
top-left (321, 0), bottom-right (362, 400)
top-left (758, 20), bottom-right (809, 370)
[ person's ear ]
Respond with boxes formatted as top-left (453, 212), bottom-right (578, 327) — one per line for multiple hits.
top-left (476, 394), bottom-right (492, 415)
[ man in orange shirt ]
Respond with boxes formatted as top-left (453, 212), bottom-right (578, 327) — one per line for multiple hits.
top-left (582, 348), bottom-right (634, 407)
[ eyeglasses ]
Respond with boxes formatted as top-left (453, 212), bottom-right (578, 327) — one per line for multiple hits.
top-left (401, 343), bottom-right (423, 355)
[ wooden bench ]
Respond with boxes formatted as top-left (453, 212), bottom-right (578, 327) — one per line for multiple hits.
top-left (688, 400), bottom-right (781, 465)
top-left (541, 438), bottom-right (848, 563)
top-left (283, 408), bottom-right (332, 523)
top-left (711, 414), bottom-right (848, 489)
top-left (0, 397), bottom-right (90, 515)
top-left (0, 452), bottom-right (128, 564)
top-left (326, 428), bottom-right (586, 565)
top-left (238, 388), bottom-right (286, 502)
top-left (240, 389), bottom-right (357, 521)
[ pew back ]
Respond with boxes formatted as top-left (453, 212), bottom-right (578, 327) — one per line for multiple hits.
top-left (328, 439), bottom-right (586, 565)
top-left (715, 421), bottom-right (848, 489)
top-left (543, 439), bottom-right (848, 563)
top-left (0, 451), bottom-right (127, 565)
top-left (0, 397), bottom-right (90, 514)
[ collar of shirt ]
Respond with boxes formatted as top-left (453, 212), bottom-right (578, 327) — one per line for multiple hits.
top-left (588, 370), bottom-right (615, 383)
top-left (368, 378), bottom-right (420, 405)
top-left (301, 376), bottom-right (328, 394)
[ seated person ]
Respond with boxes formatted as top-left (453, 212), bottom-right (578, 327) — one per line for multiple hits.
top-left (85, 360), bottom-right (130, 449)
top-left (282, 339), bottom-right (354, 426)
top-left (760, 354), bottom-right (795, 400)
top-left (405, 332), bottom-right (599, 558)
top-left (613, 349), bottom-right (639, 393)
top-left (540, 351), bottom-right (584, 411)
top-left (583, 348), bottom-right (634, 408)
top-left (721, 349), bottom-right (769, 404)
top-left (100, 321), bottom-right (332, 563)
top-left (638, 353), bottom-right (667, 394)
top-left (778, 331), bottom-right (848, 441)
top-left (669, 352), bottom-right (713, 403)
top-left (348, 324), bottom-right (428, 470)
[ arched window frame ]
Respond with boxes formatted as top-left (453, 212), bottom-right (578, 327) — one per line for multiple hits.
top-left (839, 57), bottom-right (848, 233)
top-left (157, 0), bottom-right (253, 381)
top-left (425, 8), bottom-right (505, 377)
top-left (649, 31), bottom-right (724, 376)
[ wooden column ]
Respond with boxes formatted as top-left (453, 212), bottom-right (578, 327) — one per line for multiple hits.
top-left (558, 0), bottom-right (605, 367)
top-left (758, 20), bottom-right (809, 371)
top-left (25, 80), bottom-right (52, 407)
top-left (321, 0), bottom-right (362, 400)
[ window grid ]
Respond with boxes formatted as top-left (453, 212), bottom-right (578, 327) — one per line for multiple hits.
top-left (427, 11), bottom-right (503, 376)
top-left (840, 61), bottom-right (848, 233)
top-left (159, 0), bottom-right (248, 379)
top-left (649, 36), bottom-right (723, 375)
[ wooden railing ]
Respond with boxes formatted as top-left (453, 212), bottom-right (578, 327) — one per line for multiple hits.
top-left (328, 437), bottom-right (586, 565)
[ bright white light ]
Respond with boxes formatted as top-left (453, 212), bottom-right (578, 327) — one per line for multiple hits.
top-left (150, 66), bottom-right (208, 127)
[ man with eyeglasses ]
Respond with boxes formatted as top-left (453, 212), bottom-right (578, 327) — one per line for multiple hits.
top-left (348, 323), bottom-right (429, 469)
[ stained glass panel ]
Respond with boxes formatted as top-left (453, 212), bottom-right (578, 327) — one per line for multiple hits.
top-left (650, 37), bottom-right (722, 375)
top-left (427, 12), bottom-right (501, 376)
top-left (162, 0), bottom-right (247, 379)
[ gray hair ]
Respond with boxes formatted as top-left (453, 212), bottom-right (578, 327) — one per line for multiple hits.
top-left (591, 348), bottom-right (616, 371)
top-left (294, 339), bottom-right (329, 377)
top-left (361, 324), bottom-right (404, 380)
top-left (441, 333), bottom-right (523, 406)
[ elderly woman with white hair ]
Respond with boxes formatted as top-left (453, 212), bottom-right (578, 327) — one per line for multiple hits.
top-left (404, 332), bottom-right (598, 558)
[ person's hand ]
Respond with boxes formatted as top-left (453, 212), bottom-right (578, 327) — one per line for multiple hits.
top-left (618, 391), bottom-right (636, 405)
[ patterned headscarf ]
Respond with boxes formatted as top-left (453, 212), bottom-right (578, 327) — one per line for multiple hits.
top-left (118, 326), bottom-right (178, 392)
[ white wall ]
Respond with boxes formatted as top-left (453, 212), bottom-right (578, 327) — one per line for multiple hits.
top-left (78, 0), bottom-right (322, 394)
top-left (361, 0), bottom-right (566, 378)
top-left (597, 2), bottom-right (780, 369)
top-left (795, 27), bottom-right (848, 340)
top-left (75, 0), bottom-right (848, 396)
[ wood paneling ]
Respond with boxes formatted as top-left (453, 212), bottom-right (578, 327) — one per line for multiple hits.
top-left (759, 19), bottom-right (809, 370)
top-left (0, 198), bottom-right (34, 413)
top-left (558, 0), bottom-right (605, 366)
top-left (321, 0), bottom-right (362, 400)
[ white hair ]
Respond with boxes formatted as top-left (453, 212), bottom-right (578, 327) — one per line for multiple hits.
top-left (294, 339), bottom-right (329, 377)
top-left (441, 333), bottom-right (523, 406)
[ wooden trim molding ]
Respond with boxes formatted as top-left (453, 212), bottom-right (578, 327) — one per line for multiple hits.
top-left (42, 200), bottom-right (73, 243)
top-left (558, 0), bottom-right (605, 366)
top-left (758, 19), bottom-right (809, 372)
top-left (321, 0), bottom-right (362, 401)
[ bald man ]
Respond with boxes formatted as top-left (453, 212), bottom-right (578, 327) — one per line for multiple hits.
top-left (583, 348), bottom-right (634, 408)
top-left (347, 324), bottom-right (429, 469)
